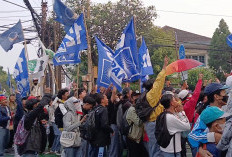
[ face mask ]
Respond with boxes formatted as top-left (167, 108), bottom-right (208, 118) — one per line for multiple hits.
top-left (34, 82), bottom-right (38, 86)
top-left (222, 95), bottom-right (229, 103)
top-left (116, 98), bottom-right (120, 102)
top-left (218, 123), bottom-right (225, 132)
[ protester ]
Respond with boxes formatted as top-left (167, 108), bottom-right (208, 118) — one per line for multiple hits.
top-left (126, 100), bottom-right (149, 157)
top-left (17, 95), bottom-right (51, 156)
top-left (188, 83), bottom-right (229, 156)
top-left (78, 88), bottom-right (87, 105)
top-left (178, 73), bottom-right (203, 157)
top-left (62, 97), bottom-right (86, 156)
top-left (89, 93), bottom-right (113, 157)
top-left (143, 56), bottom-right (168, 157)
top-left (0, 95), bottom-right (11, 157)
top-left (197, 106), bottom-right (229, 156)
top-left (30, 78), bottom-right (41, 97)
top-left (158, 93), bottom-right (190, 157)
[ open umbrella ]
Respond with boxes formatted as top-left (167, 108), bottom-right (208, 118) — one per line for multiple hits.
top-left (166, 59), bottom-right (203, 75)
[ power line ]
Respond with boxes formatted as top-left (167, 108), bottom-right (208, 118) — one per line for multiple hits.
top-left (157, 9), bottom-right (232, 18)
top-left (0, 20), bottom-right (33, 27)
top-left (1, 0), bottom-right (28, 9)
top-left (0, 15), bottom-right (34, 18)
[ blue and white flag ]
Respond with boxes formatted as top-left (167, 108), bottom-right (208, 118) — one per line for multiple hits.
top-left (0, 20), bottom-right (24, 52)
top-left (95, 37), bottom-right (114, 89)
top-left (53, 13), bottom-right (88, 66)
top-left (227, 34), bottom-right (232, 48)
top-left (179, 44), bottom-right (185, 59)
top-left (13, 48), bottom-right (30, 97)
top-left (139, 38), bottom-right (153, 76)
top-left (54, 0), bottom-right (77, 32)
top-left (110, 17), bottom-right (140, 91)
top-left (7, 68), bottom-right (11, 89)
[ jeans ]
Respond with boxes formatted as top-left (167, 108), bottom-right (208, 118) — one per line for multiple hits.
top-left (64, 147), bottom-right (80, 157)
top-left (108, 124), bottom-right (120, 157)
top-left (51, 123), bottom-right (61, 152)
top-left (88, 145), bottom-right (108, 157)
top-left (79, 139), bottom-right (88, 157)
top-left (190, 146), bottom-right (198, 157)
top-left (159, 151), bottom-right (181, 157)
top-left (22, 153), bottom-right (38, 157)
top-left (0, 128), bottom-right (10, 157)
top-left (144, 121), bottom-right (160, 157)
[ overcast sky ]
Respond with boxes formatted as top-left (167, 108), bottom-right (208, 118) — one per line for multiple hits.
top-left (0, 0), bottom-right (232, 73)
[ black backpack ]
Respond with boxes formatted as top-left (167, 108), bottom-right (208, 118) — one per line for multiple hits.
top-left (135, 92), bottom-right (159, 122)
top-left (121, 108), bottom-right (133, 136)
top-left (155, 111), bottom-right (174, 148)
top-left (54, 106), bottom-right (64, 128)
top-left (80, 106), bottom-right (100, 141)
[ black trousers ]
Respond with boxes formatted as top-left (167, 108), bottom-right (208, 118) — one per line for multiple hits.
top-left (7, 130), bottom-right (14, 149)
top-left (48, 125), bottom-right (54, 149)
top-left (126, 137), bottom-right (149, 157)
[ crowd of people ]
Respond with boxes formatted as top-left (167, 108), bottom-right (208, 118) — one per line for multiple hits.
top-left (1, 57), bottom-right (232, 157)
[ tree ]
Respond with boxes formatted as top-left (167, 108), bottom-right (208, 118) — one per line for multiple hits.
top-left (208, 19), bottom-right (231, 80)
top-left (0, 66), bottom-right (13, 95)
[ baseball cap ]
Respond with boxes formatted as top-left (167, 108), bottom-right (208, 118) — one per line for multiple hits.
top-left (27, 96), bottom-right (37, 100)
top-left (178, 90), bottom-right (189, 99)
top-left (204, 83), bottom-right (229, 95)
top-left (0, 96), bottom-right (7, 101)
top-left (200, 106), bottom-right (231, 125)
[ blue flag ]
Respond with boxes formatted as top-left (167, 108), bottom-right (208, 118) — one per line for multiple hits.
top-left (7, 68), bottom-right (11, 89)
top-left (227, 34), bottom-right (232, 48)
top-left (53, 13), bottom-right (88, 66)
top-left (179, 44), bottom-right (185, 59)
top-left (13, 48), bottom-right (30, 97)
top-left (95, 37), bottom-right (114, 89)
top-left (139, 38), bottom-right (153, 76)
top-left (54, 0), bottom-right (77, 32)
top-left (0, 20), bottom-right (24, 52)
top-left (110, 17), bottom-right (140, 91)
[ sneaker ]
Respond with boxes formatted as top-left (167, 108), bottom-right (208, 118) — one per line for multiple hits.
top-left (55, 151), bottom-right (61, 156)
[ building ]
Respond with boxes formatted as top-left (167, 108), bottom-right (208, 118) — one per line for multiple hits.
top-left (163, 26), bottom-right (211, 66)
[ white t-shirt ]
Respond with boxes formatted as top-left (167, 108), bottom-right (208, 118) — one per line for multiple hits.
top-left (160, 111), bottom-right (190, 153)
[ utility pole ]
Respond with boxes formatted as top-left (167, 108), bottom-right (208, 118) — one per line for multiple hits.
top-left (41, 0), bottom-right (47, 44)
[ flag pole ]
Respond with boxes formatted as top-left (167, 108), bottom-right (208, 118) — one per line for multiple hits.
top-left (76, 64), bottom-right (79, 91)
top-left (83, 5), bottom-right (93, 93)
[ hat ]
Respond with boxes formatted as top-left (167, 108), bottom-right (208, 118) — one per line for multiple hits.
top-left (122, 87), bottom-right (130, 96)
top-left (132, 90), bottom-right (140, 97)
top-left (27, 96), bottom-right (37, 100)
top-left (204, 83), bottom-right (229, 95)
top-left (0, 96), bottom-right (7, 101)
top-left (200, 106), bottom-right (231, 125)
top-left (178, 90), bottom-right (189, 99)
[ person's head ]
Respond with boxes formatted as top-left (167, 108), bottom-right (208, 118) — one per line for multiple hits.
top-left (131, 90), bottom-right (140, 104)
top-left (160, 92), bottom-right (179, 110)
top-left (33, 78), bottom-right (39, 86)
top-left (204, 83), bottom-right (229, 108)
top-left (26, 96), bottom-right (39, 111)
top-left (22, 96), bottom-right (28, 108)
top-left (0, 96), bottom-right (8, 106)
top-left (122, 87), bottom-right (132, 100)
top-left (201, 106), bottom-right (229, 133)
top-left (78, 88), bottom-right (87, 100)
top-left (83, 96), bottom-right (95, 111)
top-left (57, 88), bottom-right (69, 101)
top-left (178, 90), bottom-right (191, 102)
top-left (142, 79), bottom-right (155, 91)
top-left (9, 94), bottom-right (16, 102)
top-left (96, 93), bottom-right (108, 107)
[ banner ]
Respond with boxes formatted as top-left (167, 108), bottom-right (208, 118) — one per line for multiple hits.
top-left (179, 44), bottom-right (188, 80)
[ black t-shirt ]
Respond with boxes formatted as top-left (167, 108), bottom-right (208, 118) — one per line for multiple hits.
top-left (107, 100), bottom-right (120, 125)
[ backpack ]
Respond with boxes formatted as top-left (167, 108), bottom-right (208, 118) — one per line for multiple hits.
top-left (54, 105), bottom-right (64, 128)
top-left (14, 116), bottom-right (30, 146)
top-left (80, 106), bottom-right (100, 141)
top-left (135, 92), bottom-right (159, 122)
top-left (155, 111), bottom-right (174, 148)
top-left (121, 109), bottom-right (133, 136)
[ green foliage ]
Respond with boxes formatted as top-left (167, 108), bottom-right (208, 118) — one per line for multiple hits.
top-left (0, 66), bottom-right (14, 95)
top-left (187, 67), bottom-right (215, 90)
top-left (208, 19), bottom-right (231, 80)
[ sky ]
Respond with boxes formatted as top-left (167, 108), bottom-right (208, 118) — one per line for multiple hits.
top-left (0, 0), bottom-right (232, 73)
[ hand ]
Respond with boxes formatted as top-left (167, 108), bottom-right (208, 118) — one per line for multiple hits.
top-left (80, 115), bottom-right (87, 123)
top-left (208, 79), bottom-right (212, 84)
top-left (215, 133), bottom-right (222, 144)
top-left (83, 82), bottom-right (87, 91)
top-left (163, 56), bottom-right (169, 70)
top-left (199, 73), bottom-right (203, 80)
top-left (215, 78), bottom-right (220, 83)
top-left (125, 82), bottom-right (130, 88)
top-left (44, 88), bottom-right (51, 94)
top-left (112, 86), bottom-right (117, 93)
top-left (203, 80), bottom-right (208, 87)
top-left (15, 89), bottom-right (20, 94)
top-left (198, 147), bottom-right (213, 157)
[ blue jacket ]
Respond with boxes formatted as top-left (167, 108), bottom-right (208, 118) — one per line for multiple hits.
top-left (188, 116), bottom-right (209, 148)
top-left (14, 93), bottom-right (26, 129)
top-left (0, 105), bottom-right (10, 128)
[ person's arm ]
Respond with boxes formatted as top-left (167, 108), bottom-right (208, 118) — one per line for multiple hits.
top-left (111, 86), bottom-right (117, 103)
top-left (167, 112), bottom-right (190, 134)
top-left (14, 93), bottom-right (24, 121)
top-left (100, 108), bottom-right (113, 133)
top-left (63, 113), bottom-right (81, 132)
top-left (146, 57), bottom-right (168, 107)
top-left (59, 103), bottom-right (68, 115)
top-left (184, 75), bottom-right (203, 122)
top-left (188, 118), bottom-right (217, 148)
top-left (0, 108), bottom-right (10, 123)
